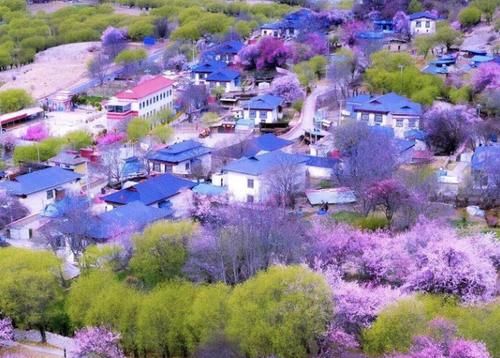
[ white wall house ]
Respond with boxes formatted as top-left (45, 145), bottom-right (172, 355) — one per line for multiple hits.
top-left (205, 69), bottom-right (241, 93)
top-left (343, 92), bottom-right (423, 139)
top-left (217, 151), bottom-right (308, 203)
top-left (106, 75), bottom-right (175, 121)
top-left (0, 167), bottom-right (82, 214)
top-left (410, 12), bottom-right (437, 35)
top-left (191, 61), bottom-right (227, 85)
top-left (242, 94), bottom-right (284, 125)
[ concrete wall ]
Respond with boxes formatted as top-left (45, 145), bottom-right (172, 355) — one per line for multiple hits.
top-left (136, 86), bottom-right (175, 118)
top-left (353, 112), bottom-right (420, 138)
top-left (411, 19), bottom-right (436, 35)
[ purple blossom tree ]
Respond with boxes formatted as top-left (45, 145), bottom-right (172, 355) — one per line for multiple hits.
top-left (72, 327), bottom-right (125, 358)
top-left (0, 317), bottom-right (14, 347)
top-left (341, 21), bottom-right (364, 46)
top-left (164, 54), bottom-right (187, 72)
top-left (22, 123), bottom-right (49, 141)
top-left (269, 74), bottom-right (305, 103)
top-left (318, 327), bottom-right (359, 358)
top-left (472, 63), bottom-right (500, 93)
top-left (393, 11), bottom-right (410, 39)
top-left (96, 132), bottom-right (125, 146)
top-left (256, 37), bottom-right (294, 70)
top-left (237, 43), bottom-right (260, 70)
top-left (423, 105), bottom-right (480, 155)
top-left (101, 27), bottom-right (127, 59)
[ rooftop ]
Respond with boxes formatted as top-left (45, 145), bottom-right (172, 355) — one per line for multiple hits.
top-left (49, 151), bottom-right (88, 166)
top-left (216, 133), bottom-right (293, 159)
top-left (409, 11), bottom-right (438, 20)
top-left (206, 68), bottom-right (240, 82)
top-left (0, 167), bottom-right (82, 196)
top-left (116, 76), bottom-right (174, 100)
top-left (471, 145), bottom-right (500, 171)
top-left (191, 60), bottom-right (227, 73)
top-left (351, 92), bottom-right (422, 116)
top-left (223, 151), bottom-right (308, 176)
top-left (244, 94), bottom-right (284, 110)
top-left (102, 173), bottom-right (196, 206)
top-left (147, 140), bottom-right (212, 164)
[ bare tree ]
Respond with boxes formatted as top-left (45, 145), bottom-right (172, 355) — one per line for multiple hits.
top-left (87, 53), bottom-right (109, 86)
top-left (265, 154), bottom-right (305, 209)
top-left (0, 192), bottom-right (29, 230)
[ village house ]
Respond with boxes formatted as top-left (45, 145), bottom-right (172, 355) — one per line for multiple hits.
top-left (203, 40), bottom-right (244, 64)
top-left (48, 150), bottom-right (88, 175)
top-left (471, 145), bottom-right (500, 189)
top-left (105, 75), bottom-right (175, 121)
top-left (205, 68), bottom-right (241, 92)
top-left (342, 92), bottom-right (423, 138)
top-left (216, 151), bottom-right (309, 203)
top-left (147, 140), bottom-right (212, 177)
top-left (0, 107), bottom-right (44, 130)
top-left (260, 8), bottom-right (316, 39)
top-left (101, 173), bottom-right (196, 218)
top-left (241, 94), bottom-right (284, 125)
top-left (409, 11), bottom-right (437, 35)
top-left (191, 60), bottom-right (227, 85)
top-left (383, 37), bottom-right (409, 52)
top-left (0, 167), bottom-right (82, 214)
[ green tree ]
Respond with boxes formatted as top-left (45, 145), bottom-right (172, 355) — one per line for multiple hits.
top-left (65, 130), bottom-right (93, 150)
top-left (211, 86), bottom-right (225, 100)
top-left (473, 0), bottom-right (499, 22)
top-left (415, 35), bottom-right (434, 58)
top-left (226, 266), bottom-right (332, 358)
top-left (434, 23), bottom-right (463, 51)
top-left (115, 48), bottom-right (147, 65)
top-left (309, 55), bottom-right (327, 79)
top-left (137, 282), bottom-right (196, 357)
top-left (459, 6), bottom-right (482, 28)
top-left (151, 124), bottom-right (173, 144)
top-left (201, 112), bottom-right (219, 125)
top-left (128, 19), bottom-right (155, 41)
top-left (129, 220), bottom-right (196, 287)
top-left (0, 248), bottom-right (64, 342)
top-left (13, 137), bottom-right (65, 163)
top-left (0, 88), bottom-right (33, 113)
top-left (127, 117), bottom-right (149, 143)
top-left (449, 86), bottom-right (471, 104)
top-left (370, 50), bottom-right (415, 72)
top-left (408, 0), bottom-right (423, 13)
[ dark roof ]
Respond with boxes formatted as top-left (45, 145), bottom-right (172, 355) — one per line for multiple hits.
top-left (409, 11), bottom-right (437, 20)
top-left (244, 94), bottom-right (284, 110)
top-left (191, 61), bottom-right (227, 74)
top-left (89, 201), bottom-right (171, 240)
top-left (206, 68), bottom-right (240, 82)
top-left (208, 40), bottom-right (243, 55)
top-left (422, 63), bottom-right (449, 75)
top-left (351, 92), bottom-right (422, 116)
top-left (223, 151), bottom-right (308, 176)
top-left (216, 133), bottom-right (293, 159)
top-left (49, 151), bottom-right (88, 166)
top-left (305, 155), bottom-right (339, 168)
top-left (0, 167), bottom-right (82, 196)
top-left (147, 140), bottom-right (211, 163)
top-left (471, 146), bottom-right (500, 171)
top-left (102, 173), bottom-right (196, 206)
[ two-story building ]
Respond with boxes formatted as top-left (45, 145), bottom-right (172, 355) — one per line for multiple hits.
top-left (0, 167), bottom-right (82, 214)
top-left (217, 151), bottom-right (309, 203)
top-left (191, 61), bottom-right (227, 85)
top-left (203, 40), bottom-right (244, 64)
top-left (105, 75), bottom-right (175, 121)
top-left (241, 94), bottom-right (284, 125)
top-left (147, 140), bottom-right (212, 177)
top-left (410, 12), bottom-right (437, 35)
top-left (205, 68), bottom-right (241, 93)
top-left (102, 173), bottom-right (196, 218)
top-left (343, 92), bottom-right (423, 138)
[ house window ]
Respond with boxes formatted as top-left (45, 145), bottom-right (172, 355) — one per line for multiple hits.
top-left (47, 190), bottom-right (54, 200)
top-left (374, 114), bottom-right (383, 125)
top-left (425, 21), bottom-right (430, 28)
top-left (408, 119), bottom-right (417, 128)
top-left (249, 110), bottom-right (257, 119)
top-left (416, 21), bottom-right (421, 27)
top-left (247, 195), bottom-right (254, 203)
top-left (396, 119), bottom-right (404, 127)
top-left (361, 112), bottom-right (369, 121)
top-left (153, 162), bottom-right (161, 172)
top-left (247, 179), bottom-right (254, 189)
top-left (185, 162), bottom-right (191, 171)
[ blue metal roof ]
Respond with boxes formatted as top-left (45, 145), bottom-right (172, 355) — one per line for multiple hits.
top-left (351, 92), bottom-right (422, 116)
top-left (394, 139), bottom-right (416, 153)
top-left (191, 60), bottom-right (227, 74)
top-left (471, 55), bottom-right (494, 63)
top-left (147, 140), bottom-right (211, 164)
top-left (121, 156), bottom-right (147, 179)
top-left (0, 167), bottom-right (82, 196)
top-left (89, 201), bottom-right (171, 240)
top-left (206, 68), bottom-right (240, 82)
top-left (193, 183), bottom-right (227, 196)
top-left (260, 21), bottom-right (283, 30)
top-left (244, 94), bottom-right (284, 110)
top-left (305, 156), bottom-right (339, 168)
top-left (405, 129), bottom-right (427, 141)
top-left (471, 146), bottom-right (500, 171)
top-left (223, 151), bottom-right (308, 176)
top-left (409, 11), bottom-right (437, 20)
top-left (102, 173), bottom-right (196, 206)
top-left (423, 64), bottom-right (449, 75)
top-left (356, 31), bottom-right (385, 39)
top-left (217, 133), bottom-right (293, 159)
top-left (211, 40), bottom-right (243, 55)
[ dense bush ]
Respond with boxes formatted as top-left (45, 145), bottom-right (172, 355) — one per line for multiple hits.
top-left (458, 6), bottom-right (482, 28)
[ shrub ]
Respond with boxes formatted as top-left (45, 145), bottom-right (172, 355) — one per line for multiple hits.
top-left (459, 6), bottom-right (482, 28)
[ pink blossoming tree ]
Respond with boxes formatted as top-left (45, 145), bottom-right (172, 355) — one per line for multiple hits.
top-left (22, 123), bottom-right (49, 141)
top-left (269, 74), bottom-right (305, 103)
top-left (72, 327), bottom-right (125, 358)
top-left (0, 317), bottom-right (14, 347)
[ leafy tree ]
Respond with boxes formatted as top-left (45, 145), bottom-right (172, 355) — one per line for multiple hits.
top-left (150, 124), bottom-right (173, 144)
top-left (408, 0), bottom-right (423, 13)
top-left (13, 137), bottom-right (65, 163)
top-left (472, 0), bottom-right (498, 22)
top-left (0, 89), bottom-right (33, 114)
top-left (128, 20), bottom-right (155, 41)
top-left (0, 248), bottom-right (63, 342)
top-left (415, 35), bottom-right (434, 58)
top-left (226, 266), bottom-right (332, 358)
top-left (136, 282), bottom-right (196, 357)
top-left (129, 220), bottom-right (196, 287)
top-left (449, 86), bottom-right (471, 104)
top-left (127, 118), bottom-right (149, 143)
top-left (87, 53), bottom-right (109, 85)
top-left (459, 6), bottom-right (482, 28)
top-left (270, 74), bottom-right (304, 103)
top-left (202, 112), bottom-right (219, 125)
top-left (65, 130), bottom-right (93, 150)
top-left (101, 26), bottom-right (127, 59)
top-left (115, 49), bottom-right (147, 77)
top-left (238, 37), bottom-right (293, 71)
top-left (434, 23), bottom-right (463, 51)
top-left (22, 123), bottom-right (49, 141)
top-left (72, 327), bottom-right (125, 358)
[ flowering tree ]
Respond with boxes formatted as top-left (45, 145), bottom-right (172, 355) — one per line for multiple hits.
top-left (96, 132), bottom-right (125, 146)
top-left (318, 327), bottom-right (359, 358)
top-left (292, 33), bottom-right (328, 63)
top-left (423, 105), bottom-right (479, 155)
top-left (0, 317), bottom-right (14, 347)
top-left (237, 37), bottom-right (293, 71)
top-left (165, 54), bottom-right (187, 72)
top-left (237, 43), bottom-right (260, 70)
top-left (72, 327), bottom-right (125, 358)
top-left (393, 11), bottom-right (410, 39)
top-left (341, 21), bottom-right (364, 46)
top-left (269, 74), bottom-right (304, 103)
top-left (101, 27), bottom-right (127, 59)
top-left (22, 123), bottom-right (49, 141)
top-left (472, 63), bottom-right (500, 93)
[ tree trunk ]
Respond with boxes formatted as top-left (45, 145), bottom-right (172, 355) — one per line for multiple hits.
top-left (39, 326), bottom-right (47, 343)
